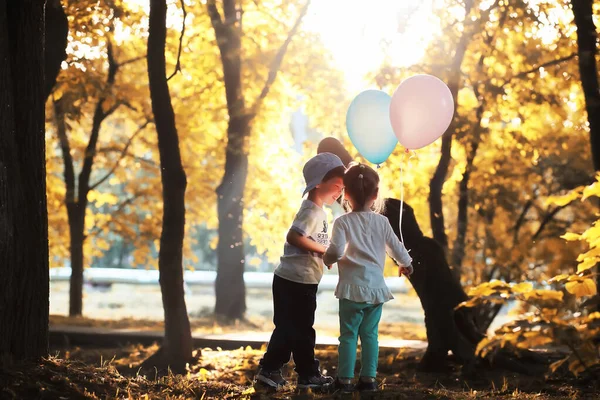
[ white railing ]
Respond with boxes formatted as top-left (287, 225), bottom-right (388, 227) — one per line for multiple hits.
top-left (49, 267), bottom-right (410, 293)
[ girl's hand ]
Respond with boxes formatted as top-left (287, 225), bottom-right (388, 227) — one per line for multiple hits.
top-left (399, 265), bottom-right (413, 277)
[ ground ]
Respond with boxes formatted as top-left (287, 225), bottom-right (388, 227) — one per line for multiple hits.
top-left (2, 342), bottom-right (599, 399)
top-left (4, 283), bottom-right (586, 398)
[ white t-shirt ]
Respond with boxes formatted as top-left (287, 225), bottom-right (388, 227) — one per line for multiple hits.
top-left (274, 200), bottom-right (328, 284)
top-left (324, 211), bottom-right (413, 304)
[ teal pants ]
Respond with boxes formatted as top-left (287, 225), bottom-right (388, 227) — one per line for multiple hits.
top-left (338, 299), bottom-right (383, 378)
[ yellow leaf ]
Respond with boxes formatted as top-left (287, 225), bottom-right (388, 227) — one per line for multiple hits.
top-left (548, 274), bottom-right (570, 283)
top-left (582, 182), bottom-right (600, 201)
top-left (248, 257), bottom-right (262, 267)
top-left (587, 312), bottom-right (600, 321)
top-left (560, 232), bottom-right (581, 241)
top-left (522, 290), bottom-right (564, 302)
top-left (549, 357), bottom-right (567, 373)
top-left (512, 282), bottom-right (533, 293)
top-left (547, 190), bottom-right (581, 207)
top-left (565, 279), bottom-right (597, 298)
top-left (577, 257), bottom-right (599, 273)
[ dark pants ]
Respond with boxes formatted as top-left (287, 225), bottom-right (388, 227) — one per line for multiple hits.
top-left (259, 274), bottom-right (319, 376)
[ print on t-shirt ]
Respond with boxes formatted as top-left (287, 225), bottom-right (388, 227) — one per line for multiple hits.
top-left (314, 220), bottom-right (329, 247)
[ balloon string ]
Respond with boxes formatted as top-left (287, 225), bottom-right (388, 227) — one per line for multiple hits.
top-left (399, 151), bottom-right (405, 246)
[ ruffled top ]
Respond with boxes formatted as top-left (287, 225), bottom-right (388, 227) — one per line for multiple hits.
top-left (335, 282), bottom-right (394, 304)
top-left (324, 211), bottom-right (412, 304)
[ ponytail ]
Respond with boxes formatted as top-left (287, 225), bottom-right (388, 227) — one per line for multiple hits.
top-left (344, 163), bottom-right (379, 212)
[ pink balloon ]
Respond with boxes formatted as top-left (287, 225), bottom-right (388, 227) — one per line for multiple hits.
top-left (389, 75), bottom-right (454, 149)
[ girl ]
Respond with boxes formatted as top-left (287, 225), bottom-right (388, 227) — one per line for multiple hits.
top-left (324, 163), bottom-right (413, 393)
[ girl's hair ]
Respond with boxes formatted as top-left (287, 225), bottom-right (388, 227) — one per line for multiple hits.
top-left (343, 163), bottom-right (384, 213)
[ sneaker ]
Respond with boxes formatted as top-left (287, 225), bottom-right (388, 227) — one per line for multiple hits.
top-left (355, 377), bottom-right (378, 392)
top-left (254, 368), bottom-right (288, 391)
top-left (297, 372), bottom-right (335, 390)
top-left (334, 377), bottom-right (355, 393)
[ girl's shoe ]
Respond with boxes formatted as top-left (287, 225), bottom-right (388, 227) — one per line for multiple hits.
top-left (334, 377), bottom-right (355, 393)
top-left (355, 377), bottom-right (378, 392)
top-left (297, 372), bottom-right (334, 391)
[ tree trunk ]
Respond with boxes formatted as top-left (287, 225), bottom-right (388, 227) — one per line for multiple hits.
top-left (451, 83), bottom-right (485, 275)
top-left (571, 0), bottom-right (600, 307)
top-left (383, 199), bottom-right (481, 371)
top-left (44, 0), bottom-right (68, 99)
top-left (207, 0), bottom-right (248, 321)
top-left (146, 0), bottom-right (193, 373)
top-left (428, 0), bottom-right (475, 254)
top-left (0, 1), bottom-right (49, 362)
top-left (67, 206), bottom-right (85, 316)
top-left (215, 128), bottom-right (249, 320)
top-left (54, 41), bottom-right (118, 317)
top-left (207, 0), bottom-right (308, 320)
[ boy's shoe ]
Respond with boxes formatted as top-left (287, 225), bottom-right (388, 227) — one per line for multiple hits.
top-left (254, 368), bottom-right (288, 391)
top-left (355, 377), bottom-right (378, 392)
top-left (297, 372), bottom-right (335, 390)
top-left (334, 377), bottom-right (355, 393)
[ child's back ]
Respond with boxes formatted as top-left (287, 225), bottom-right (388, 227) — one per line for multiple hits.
top-left (329, 212), bottom-right (410, 303)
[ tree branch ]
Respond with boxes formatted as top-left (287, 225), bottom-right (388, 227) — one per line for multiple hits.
top-left (497, 53), bottom-right (577, 88)
top-left (250, 0), bottom-right (311, 115)
top-left (119, 55), bottom-right (146, 68)
top-left (206, 0), bottom-right (223, 30)
top-left (78, 39), bottom-right (120, 203)
top-left (53, 98), bottom-right (76, 203)
top-left (89, 119), bottom-right (153, 190)
top-left (167, 0), bottom-right (187, 81)
top-left (513, 199), bottom-right (533, 245)
top-left (532, 205), bottom-right (568, 241)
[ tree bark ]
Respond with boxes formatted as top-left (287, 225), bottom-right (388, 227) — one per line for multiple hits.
top-left (44, 0), bottom-right (68, 99)
top-left (451, 81), bottom-right (485, 275)
top-left (572, 0), bottom-right (600, 171)
top-left (207, 0), bottom-right (248, 320)
top-left (571, 0), bottom-right (600, 307)
top-left (383, 200), bottom-right (481, 371)
top-left (0, 1), bottom-right (49, 362)
top-left (147, 0), bottom-right (193, 373)
top-left (207, 0), bottom-right (308, 320)
top-left (428, 0), bottom-right (475, 254)
top-left (215, 131), bottom-right (249, 320)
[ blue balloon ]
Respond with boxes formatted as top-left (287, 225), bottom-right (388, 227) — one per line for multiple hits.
top-left (346, 90), bottom-right (398, 165)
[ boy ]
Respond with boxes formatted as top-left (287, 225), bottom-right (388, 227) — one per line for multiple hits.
top-left (255, 153), bottom-right (346, 392)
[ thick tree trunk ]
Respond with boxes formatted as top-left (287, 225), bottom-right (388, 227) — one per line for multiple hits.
top-left (571, 0), bottom-right (600, 307)
top-left (207, 1), bottom-right (308, 320)
top-left (0, 1), bottom-right (49, 362)
top-left (572, 0), bottom-right (600, 171)
top-left (147, 0), bottom-right (193, 373)
top-left (428, 0), bottom-right (474, 254)
top-left (383, 200), bottom-right (481, 371)
top-left (207, 0), bottom-right (248, 320)
top-left (215, 129), bottom-right (249, 320)
top-left (44, 0), bottom-right (68, 99)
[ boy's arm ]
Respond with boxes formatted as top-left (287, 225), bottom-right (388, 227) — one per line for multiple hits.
top-left (324, 219), bottom-right (346, 267)
top-left (288, 206), bottom-right (323, 253)
top-left (287, 230), bottom-right (327, 254)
